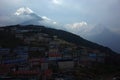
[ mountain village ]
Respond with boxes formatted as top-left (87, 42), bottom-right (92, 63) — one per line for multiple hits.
top-left (0, 25), bottom-right (119, 80)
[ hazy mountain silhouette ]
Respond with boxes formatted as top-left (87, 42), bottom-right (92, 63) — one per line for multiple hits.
top-left (84, 25), bottom-right (120, 53)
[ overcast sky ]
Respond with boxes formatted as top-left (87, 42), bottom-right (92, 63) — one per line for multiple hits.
top-left (0, 0), bottom-right (120, 32)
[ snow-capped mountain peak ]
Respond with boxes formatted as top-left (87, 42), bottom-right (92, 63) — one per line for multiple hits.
top-left (14, 7), bottom-right (33, 16)
top-left (0, 7), bottom-right (62, 30)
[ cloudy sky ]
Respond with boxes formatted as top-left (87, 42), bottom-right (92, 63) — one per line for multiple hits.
top-left (0, 0), bottom-right (120, 29)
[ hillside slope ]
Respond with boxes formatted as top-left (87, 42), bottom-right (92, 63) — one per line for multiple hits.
top-left (0, 25), bottom-right (117, 54)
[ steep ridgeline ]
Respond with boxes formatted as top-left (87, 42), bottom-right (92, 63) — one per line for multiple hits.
top-left (0, 25), bottom-right (117, 54)
top-left (43, 27), bottom-right (116, 54)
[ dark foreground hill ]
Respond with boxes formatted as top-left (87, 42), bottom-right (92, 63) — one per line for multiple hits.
top-left (42, 27), bottom-right (116, 54)
top-left (0, 25), bottom-right (117, 54)
top-left (1, 25), bottom-right (120, 78)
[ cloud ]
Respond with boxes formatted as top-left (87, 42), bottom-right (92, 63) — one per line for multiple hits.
top-left (52, 0), bottom-right (59, 4)
top-left (64, 21), bottom-right (95, 36)
top-left (52, 0), bottom-right (62, 5)
top-left (41, 16), bottom-right (60, 29)
top-left (41, 16), bottom-right (58, 26)
top-left (53, 21), bottom-right (57, 24)
top-left (42, 16), bottom-right (51, 21)
top-left (14, 7), bottom-right (33, 16)
top-left (65, 22), bottom-right (87, 29)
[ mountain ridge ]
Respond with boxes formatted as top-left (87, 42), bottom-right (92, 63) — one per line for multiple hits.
top-left (0, 24), bottom-right (117, 54)
top-left (0, 7), bottom-right (119, 53)
top-left (84, 25), bottom-right (120, 53)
